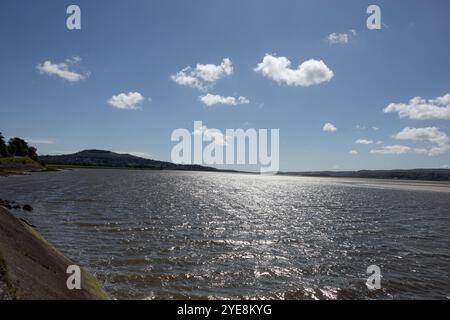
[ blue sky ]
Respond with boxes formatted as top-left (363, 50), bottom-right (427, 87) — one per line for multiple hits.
top-left (1, 0), bottom-right (449, 171)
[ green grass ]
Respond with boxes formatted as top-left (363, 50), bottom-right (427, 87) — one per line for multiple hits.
top-left (0, 156), bottom-right (45, 176)
top-left (0, 156), bottom-right (38, 164)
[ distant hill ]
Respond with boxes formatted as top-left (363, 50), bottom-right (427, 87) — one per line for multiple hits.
top-left (38, 151), bottom-right (450, 180)
top-left (39, 150), bottom-right (218, 172)
top-left (278, 169), bottom-right (450, 181)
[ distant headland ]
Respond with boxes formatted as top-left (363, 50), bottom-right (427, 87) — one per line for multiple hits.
top-left (39, 149), bottom-right (229, 172)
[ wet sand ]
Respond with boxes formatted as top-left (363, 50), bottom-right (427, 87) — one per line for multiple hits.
top-left (319, 177), bottom-right (450, 193)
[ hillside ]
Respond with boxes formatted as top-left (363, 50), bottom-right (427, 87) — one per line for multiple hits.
top-left (39, 150), bottom-right (218, 172)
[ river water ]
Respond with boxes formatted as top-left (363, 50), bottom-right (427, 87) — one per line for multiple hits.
top-left (1, 169), bottom-right (449, 299)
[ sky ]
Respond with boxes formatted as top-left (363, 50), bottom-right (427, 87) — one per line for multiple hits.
top-left (0, 0), bottom-right (449, 171)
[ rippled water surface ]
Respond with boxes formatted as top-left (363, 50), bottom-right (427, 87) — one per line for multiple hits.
top-left (1, 169), bottom-right (450, 299)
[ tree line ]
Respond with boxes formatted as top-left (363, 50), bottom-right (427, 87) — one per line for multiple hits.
top-left (0, 132), bottom-right (38, 161)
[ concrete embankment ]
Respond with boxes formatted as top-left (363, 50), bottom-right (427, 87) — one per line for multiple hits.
top-left (0, 206), bottom-right (108, 300)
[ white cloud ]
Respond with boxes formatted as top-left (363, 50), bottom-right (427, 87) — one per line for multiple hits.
top-left (393, 127), bottom-right (450, 156)
top-left (440, 165), bottom-right (450, 169)
top-left (370, 145), bottom-right (412, 155)
top-left (49, 150), bottom-right (76, 155)
top-left (393, 127), bottom-right (449, 146)
top-left (199, 94), bottom-right (249, 107)
top-left (36, 57), bottom-right (89, 82)
top-left (376, 140), bottom-right (384, 145)
top-left (428, 145), bottom-right (450, 156)
top-left (24, 138), bottom-right (55, 145)
top-left (327, 30), bottom-right (357, 45)
top-left (108, 92), bottom-right (145, 110)
top-left (383, 93), bottom-right (450, 120)
top-left (328, 33), bottom-right (349, 44)
top-left (355, 139), bottom-right (373, 145)
top-left (370, 127), bottom-right (450, 156)
top-left (323, 123), bottom-right (337, 132)
top-left (67, 56), bottom-right (81, 64)
top-left (432, 94), bottom-right (450, 105)
top-left (170, 58), bottom-right (233, 91)
top-left (254, 54), bottom-right (334, 87)
top-left (349, 150), bottom-right (358, 155)
top-left (372, 126), bottom-right (379, 131)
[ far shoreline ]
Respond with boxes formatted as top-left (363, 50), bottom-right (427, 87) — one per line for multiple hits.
top-left (4, 166), bottom-right (450, 194)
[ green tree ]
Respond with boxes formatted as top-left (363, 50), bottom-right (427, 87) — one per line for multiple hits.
top-left (0, 132), bottom-right (8, 157)
top-left (7, 137), bottom-right (33, 158)
top-left (28, 146), bottom-right (38, 161)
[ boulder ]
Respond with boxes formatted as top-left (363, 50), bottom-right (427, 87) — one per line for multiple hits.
top-left (22, 204), bottom-right (33, 211)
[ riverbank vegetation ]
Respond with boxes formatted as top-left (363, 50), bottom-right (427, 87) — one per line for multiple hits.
top-left (0, 132), bottom-right (46, 176)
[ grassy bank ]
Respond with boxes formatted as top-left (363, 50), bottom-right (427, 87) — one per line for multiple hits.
top-left (0, 157), bottom-right (50, 176)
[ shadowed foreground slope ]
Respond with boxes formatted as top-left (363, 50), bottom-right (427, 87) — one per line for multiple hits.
top-left (0, 206), bottom-right (108, 300)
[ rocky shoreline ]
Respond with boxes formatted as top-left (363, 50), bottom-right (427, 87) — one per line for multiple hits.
top-left (0, 199), bottom-right (34, 211)
top-left (0, 205), bottom-right (109, 300)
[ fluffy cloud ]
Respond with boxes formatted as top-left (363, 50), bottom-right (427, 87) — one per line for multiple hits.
top-left (355, 139), bottom-right (373, 145)
top-left (370, 127), bottom-right (450, 156)
top-left (327, 30), bottom-right (356, 45)
top-left (349, 150), bottom-right (358, 155)
top-left (108, 92), bottom-right (145, 110)
top-left (323, 123), bottom-right (337, 132)
top-left (370, 145), bottom-right (412, 155)
top-left (254, 54), bottom-right (334, 87)
top-left (327, 32), bottom-right (349, 44)
top-left (199, 94), bottom-right (249, 107)
top-left (393, 127), bottom-right (449, 146)
top-left (383, 93), bottom-right (450, 120)
top-left (428, 145), bottom-right (450, 156)
top-left (36, 57), bottom-right (89, 82)
top-left (170, 58), bottom-right (233, 91)
top-left (393, 127), bottom-right (449, 156)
